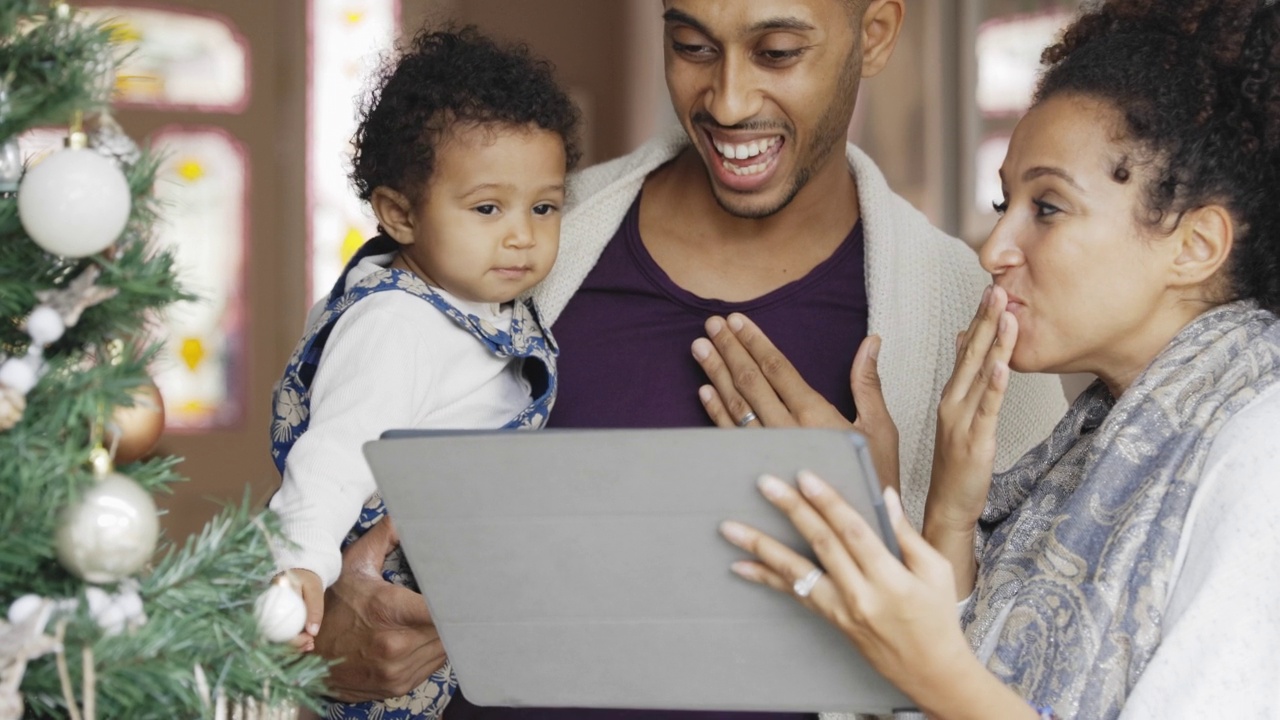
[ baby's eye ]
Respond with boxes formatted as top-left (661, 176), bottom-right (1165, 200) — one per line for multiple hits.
top-left (474, 204), bottom-right (498, 216)
top-left (532, 203), bottom-right (559, 216)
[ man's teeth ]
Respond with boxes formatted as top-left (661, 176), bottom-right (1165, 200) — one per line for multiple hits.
top-left (712, 137), bottom-right (780, 160)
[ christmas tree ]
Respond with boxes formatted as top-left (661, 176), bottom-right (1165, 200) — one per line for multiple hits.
top-left (0, 2), bottom-right (327, 717)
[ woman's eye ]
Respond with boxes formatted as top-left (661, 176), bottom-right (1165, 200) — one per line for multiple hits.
top-left (532, 203), bottom-right (558, 216)
top-left (1034, 200), bottom-right (1061, 217)
top-left (474, 204), bottom-right (498, 216)
top-left (992, 200), bottom-right (1009, 216)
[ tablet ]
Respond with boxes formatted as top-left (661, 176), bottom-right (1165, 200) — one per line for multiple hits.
top-left (363, 427), bottom-right (915, 714)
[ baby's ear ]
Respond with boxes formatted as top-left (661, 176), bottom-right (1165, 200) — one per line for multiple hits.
top-left (369, 187), bottom-right (415, 246)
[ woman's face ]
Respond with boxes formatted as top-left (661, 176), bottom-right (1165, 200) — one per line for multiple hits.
top-left (980, 93), bottom-right (1192, 393)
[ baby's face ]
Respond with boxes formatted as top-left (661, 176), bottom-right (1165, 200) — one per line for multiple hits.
top-left (401, 122), bottom-right (567, 304)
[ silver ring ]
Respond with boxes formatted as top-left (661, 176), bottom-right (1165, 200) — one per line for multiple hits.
top-left (737, 411), bottom-right (758, 427)
top-left (793, 568), bottom-right (824, 598)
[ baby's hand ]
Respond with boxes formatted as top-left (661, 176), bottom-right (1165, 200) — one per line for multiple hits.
top-left (284, 569), bottom-right (325, 652)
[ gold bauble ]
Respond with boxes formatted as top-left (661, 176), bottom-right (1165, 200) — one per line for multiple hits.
top-left (107, 378), bottom-right (165, 464)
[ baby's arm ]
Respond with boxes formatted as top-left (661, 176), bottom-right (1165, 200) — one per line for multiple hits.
top-left (269, 294), bottom-right (439, 640)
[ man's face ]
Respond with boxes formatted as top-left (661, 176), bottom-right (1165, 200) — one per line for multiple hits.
top-left (662, 0), bottom-right (862, 219)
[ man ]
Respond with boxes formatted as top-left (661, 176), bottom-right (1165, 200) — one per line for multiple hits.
top-left (312, 2), bottom-right (1067, 718)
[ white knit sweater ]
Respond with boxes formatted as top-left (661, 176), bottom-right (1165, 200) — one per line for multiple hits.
top-left (533, 126), bottom-right (1068, 529)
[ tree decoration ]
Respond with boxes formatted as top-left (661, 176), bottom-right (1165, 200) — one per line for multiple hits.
top-left (55, 446), bottom-right (159, 584)
top-left (254, 575), bottom-right (307, 644)
top-left (0, 2), bottom-right (327, 716)
top-left (17, 111), bottom-right (132, 258)
top-left (105, 377), bottom-right (164, 464)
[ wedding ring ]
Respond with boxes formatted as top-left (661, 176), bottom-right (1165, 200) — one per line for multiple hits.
top-left (737, 411), bottom-right (758, 427)
top-left (793, 568), bottom-right (824, 598)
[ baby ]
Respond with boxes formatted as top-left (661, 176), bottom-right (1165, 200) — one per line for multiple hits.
top-left (267, 25), bottom-right (580, 720)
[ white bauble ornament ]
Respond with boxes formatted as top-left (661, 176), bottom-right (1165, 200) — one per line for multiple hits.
top-left (55, 471), bottom-right (159, 583)
top-left (25, 306), bottom-right (65, 346)
top-left (17, 148), bottom-right (131, 258)
top-left (254, 581), bottom-right (307, 643)
top-left (6, 594), bottom-right (45, 626)
top-left (0, 356), bottom-right (38, 395)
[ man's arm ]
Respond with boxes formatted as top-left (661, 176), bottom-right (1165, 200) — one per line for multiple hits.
top-left (313, 519), bottom-right (448, 702)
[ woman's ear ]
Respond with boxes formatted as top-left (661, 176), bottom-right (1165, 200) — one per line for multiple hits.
top-left (1171, 205), bottom-right (1234, 290)
top-left (369, 187), bottom-right (415, 246)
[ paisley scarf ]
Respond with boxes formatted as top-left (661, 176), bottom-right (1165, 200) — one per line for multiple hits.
top-left (961, 300), bottom-right (1280, 719)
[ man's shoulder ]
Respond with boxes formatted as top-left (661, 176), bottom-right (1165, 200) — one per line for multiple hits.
top-left (566, 126), bottom-right (688, 211)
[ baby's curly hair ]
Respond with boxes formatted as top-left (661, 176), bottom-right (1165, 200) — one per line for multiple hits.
top-left (349, 25), bottom-right (582, 206)
top-left (1035, 0), bottom-right (1280, 313)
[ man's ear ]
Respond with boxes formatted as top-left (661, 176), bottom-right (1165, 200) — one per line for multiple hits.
top-left (1171, 204), bottom-right (1234, 290)
top-left (860, 0), bottom-right (905, 79)
top-left (369, 186), bottom-right (415, 246)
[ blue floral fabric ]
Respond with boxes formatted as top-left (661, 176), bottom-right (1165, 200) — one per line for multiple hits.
top-left (269, 236), bottom-right (557, 720)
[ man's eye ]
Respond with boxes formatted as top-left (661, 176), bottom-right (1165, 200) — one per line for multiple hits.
top-left (672, 41), bottom-right (714, 57)
top-left (474, 205), bottom-right (498, 216)
top-left (759, 48), bottom-right (805, 63)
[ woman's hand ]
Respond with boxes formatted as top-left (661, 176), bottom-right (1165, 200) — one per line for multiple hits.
top-left (691, 313), bottom-right (900, 490)
top-left (924, 286), bottom-right (1017, 597)
top-left (719, 472), bottom-right (987, 715)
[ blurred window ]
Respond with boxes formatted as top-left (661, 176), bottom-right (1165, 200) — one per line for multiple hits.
top-left (307, 0), bottom-right (398, 305)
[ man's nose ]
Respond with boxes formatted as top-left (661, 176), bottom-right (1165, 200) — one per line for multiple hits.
top-left (705, 54), bottom-right (764, 127)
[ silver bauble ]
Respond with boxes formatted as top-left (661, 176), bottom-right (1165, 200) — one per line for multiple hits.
top-left (55, 471), bottom-right (159, 583)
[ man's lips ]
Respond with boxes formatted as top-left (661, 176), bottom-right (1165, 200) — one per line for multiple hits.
top-left (701, 129), bottom-right (785, 184)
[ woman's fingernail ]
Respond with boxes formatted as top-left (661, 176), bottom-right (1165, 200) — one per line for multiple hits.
top-left (692, 338), bottom-right (711, 361)
top-left (698, 385), bottom-right (714, 403)
top-left (797, 470), bottom-right (825, 498)
top-left (758, 474), bottom-right (788, 500)
top-left (883, 486), bottom-right (904, 524)
top-left (727, 314), bottom-right (745, 332)
top-left (720, 521), bottom-right (751, 544)
top-left (730, 561), bottom-right (759, 579)
top-left (307, 623), bottom-right (320, 636)
top-left (982, 285), bottom-right (993, 305)
top-left (998, 313), bottom-right (1008, 333)
top-left (706, 316), bottom-right (725, 335)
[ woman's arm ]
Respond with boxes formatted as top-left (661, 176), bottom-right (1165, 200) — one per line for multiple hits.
top-left (720, 473), bottom-right (1038, 720)
top-left (923, 285), bottom-right (1018, 598)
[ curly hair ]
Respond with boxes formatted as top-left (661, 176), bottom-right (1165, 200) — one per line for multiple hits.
top-left (349, 25), bottom-right (582, 206)
top-left (1035, 0), bottom-right (1280, 313)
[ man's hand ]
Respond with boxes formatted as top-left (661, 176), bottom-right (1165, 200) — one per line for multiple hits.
top-left (313, 519), bottom-right (448, 702)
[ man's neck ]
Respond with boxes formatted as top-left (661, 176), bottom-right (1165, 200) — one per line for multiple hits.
top-left (637, 143), bottom-right (861, 302)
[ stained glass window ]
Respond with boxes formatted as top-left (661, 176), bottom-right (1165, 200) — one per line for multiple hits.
top-left (81, 6), bottom-right (249, 113)
top-left (307, 0), bottom-right (398, 304)
top-left (147, 128), bottom-right (249, 430)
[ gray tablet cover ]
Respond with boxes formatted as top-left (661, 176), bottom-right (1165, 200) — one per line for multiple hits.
top-left (364, 428), bottom-right (915, 714)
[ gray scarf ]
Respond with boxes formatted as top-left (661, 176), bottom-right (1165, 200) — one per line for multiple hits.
top-left (960, 300), bottom-right (1280, 719)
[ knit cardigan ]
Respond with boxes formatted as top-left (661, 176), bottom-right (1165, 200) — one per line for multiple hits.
top-left (532, 126), bottom-right (1067, 533)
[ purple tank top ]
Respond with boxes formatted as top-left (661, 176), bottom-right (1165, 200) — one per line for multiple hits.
top-left (446, 194), bottom-right (867, 720)
top-left (550, 194), bottom-right (866, 429)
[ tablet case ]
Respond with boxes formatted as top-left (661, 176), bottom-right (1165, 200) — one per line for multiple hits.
top-left (364, 427), bottom-right (915, 714)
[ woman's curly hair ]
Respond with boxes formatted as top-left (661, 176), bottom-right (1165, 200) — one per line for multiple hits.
top-left (1035, 0), bottom-right (1280, 313)
top-left (349, 25), bottom-right (582, 206)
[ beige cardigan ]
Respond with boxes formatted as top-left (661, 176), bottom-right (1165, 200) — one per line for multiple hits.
top-left (534, 126), bottom-right (1066, 535)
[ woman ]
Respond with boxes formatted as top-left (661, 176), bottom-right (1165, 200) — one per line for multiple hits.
top-left (694, 1), bottom-right (1280, 717)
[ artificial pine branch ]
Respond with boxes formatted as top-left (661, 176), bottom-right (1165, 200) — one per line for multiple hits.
top-left (1, 3), bottom-right (329, 716)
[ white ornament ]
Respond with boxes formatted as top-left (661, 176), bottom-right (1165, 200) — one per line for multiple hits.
top-left (24, 306), bottom-right (65, 347)
top-left (254, 581), bottom-right (307, 643)
top-left (6, 595), bottom-right (46, 627)
top-left (0, 357), bottom-right (38, 395)
top-left (55, 471), bottom-right (159, 583)
top-left (17, 147), bottom-right (131, 258)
